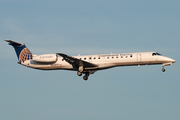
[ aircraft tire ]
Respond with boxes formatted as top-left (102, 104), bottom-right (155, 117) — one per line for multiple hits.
top-left (77, 71), bottom-right (82, 76)
top-left (83, 76), bottom-right (88, 80)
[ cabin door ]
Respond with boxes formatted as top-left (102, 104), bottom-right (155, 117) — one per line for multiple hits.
top-left (137, 54), bottom-right (141, 63)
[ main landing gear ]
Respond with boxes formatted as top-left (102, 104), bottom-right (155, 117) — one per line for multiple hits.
top-left (77, 71), bottom-right (89, 80)
top-left (77, 61), bottom-right (89, 80)
top-left (83, 72), bottom-right (89, 81)
top-left (77, 71), bottom-right (82, 76)
top-left (77, 61), bottom-right (83, 76)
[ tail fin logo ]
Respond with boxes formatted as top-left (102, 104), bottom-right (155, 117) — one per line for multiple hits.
top-left (19, 48), bottom-right (33, 62)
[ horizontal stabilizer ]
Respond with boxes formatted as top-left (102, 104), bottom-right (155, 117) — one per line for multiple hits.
top-left (5, 40), bottom-right (23, 46)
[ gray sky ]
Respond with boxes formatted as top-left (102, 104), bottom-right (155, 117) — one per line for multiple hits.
top-left (0, 0), bottom-right (180, 120)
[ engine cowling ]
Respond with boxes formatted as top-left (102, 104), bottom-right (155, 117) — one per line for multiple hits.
top-left (33, 54), bottom-right (58, 63)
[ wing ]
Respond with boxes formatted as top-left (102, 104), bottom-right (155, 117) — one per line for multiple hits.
top-left (57, 53), bottom-right (98, 69)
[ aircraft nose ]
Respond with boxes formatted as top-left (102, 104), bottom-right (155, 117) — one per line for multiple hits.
top-left (166, 57), bottom-right (176, 63)
top-left (171, 59), bottom-right (176, 63)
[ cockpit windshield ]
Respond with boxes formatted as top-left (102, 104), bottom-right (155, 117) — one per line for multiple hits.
top-left (152, 52), bottom-right (162, 56)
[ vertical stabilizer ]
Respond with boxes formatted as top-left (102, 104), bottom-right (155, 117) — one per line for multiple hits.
top-left (5, 40), bottom-right (33, 63)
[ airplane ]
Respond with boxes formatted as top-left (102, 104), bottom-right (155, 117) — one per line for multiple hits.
top-left (5, 40), bottom-right (176, 80)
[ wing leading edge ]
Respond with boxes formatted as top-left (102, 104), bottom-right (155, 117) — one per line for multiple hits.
top-left (57, 53), bottom-right (98, 70)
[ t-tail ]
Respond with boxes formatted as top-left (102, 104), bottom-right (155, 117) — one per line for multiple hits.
top-left (5, 40), bottom-right (33, 63)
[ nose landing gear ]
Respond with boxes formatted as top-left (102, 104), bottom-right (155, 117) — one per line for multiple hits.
top-left (162, 68), bottom-right (165, 72)
top-left (162, 62), bottom-right (173, 72)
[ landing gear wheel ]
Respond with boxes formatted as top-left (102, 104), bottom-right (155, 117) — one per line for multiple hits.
top-left (162, 68), bottom-right (165, 72)
top-left (77, 71), bottom-right (82, 76)
top-left (83, 76), bottom-right (88, 80)
top-left (83, 72), bottom-right (89, 80)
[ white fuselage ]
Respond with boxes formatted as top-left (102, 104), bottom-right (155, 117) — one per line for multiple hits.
top-left (21, 52), bottom-right (175, 72)
top-left (6, 40), bottom-right (176, 80)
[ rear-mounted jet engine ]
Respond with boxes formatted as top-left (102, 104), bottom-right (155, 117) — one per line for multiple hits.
top-left (33, 54), bottom-right (58, 63)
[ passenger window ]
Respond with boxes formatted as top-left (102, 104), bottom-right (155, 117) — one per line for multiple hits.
top-left (94, 57), bottom-right (96, 59)
top-left (98, 57), bottom-right (100, 59)
top-left (84, 58), bottom-right (86, 60)
top-left (89, 57), bottom-right (91, 59)
top-left (126, 56), bottom-right (128, 58)
top-left (130, 55), bottom-right (132, 57)
top-left (112, 57), bottom-right (114, 59)
top-left (107, 57), bottom-right (109, 59)
top-left (116, 56), bottom-right (118, 58)
top-left (121, 56), bottom-right (123, 58)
